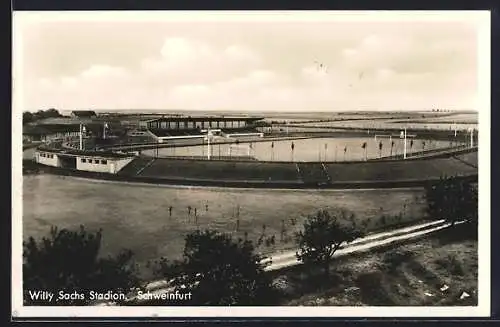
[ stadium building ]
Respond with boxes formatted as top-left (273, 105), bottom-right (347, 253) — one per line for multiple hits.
top-left (141, 116), bottom-right (265, 138)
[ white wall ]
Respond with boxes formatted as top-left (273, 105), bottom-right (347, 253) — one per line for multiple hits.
top-left (77, 157), bottom-right (111, 173)
top-left (35, 151), bottom-right (60, 167)
top-left (76, 156), bottom-right (134, 174)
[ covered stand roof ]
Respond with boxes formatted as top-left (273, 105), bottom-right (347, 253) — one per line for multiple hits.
top-left (145, 116), bottom-right (264, 123)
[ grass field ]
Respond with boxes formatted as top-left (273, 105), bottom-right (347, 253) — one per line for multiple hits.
top-left (23, 174), bottom-right (429, 279)
top-left (139, 159), bottom-right (301, 182)
top-left (281, 224), bottom-right (478, 306)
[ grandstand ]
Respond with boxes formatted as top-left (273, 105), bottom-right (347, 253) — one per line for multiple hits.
top-left (144, 116), bottom-right (264, 138)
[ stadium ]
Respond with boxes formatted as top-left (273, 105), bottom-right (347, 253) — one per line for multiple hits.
top-left (28, 111), bottom-right (478, 189)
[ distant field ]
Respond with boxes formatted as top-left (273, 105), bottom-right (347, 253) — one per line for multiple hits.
top-left (23, 175), bottom-right (428, 279)
top-left (296, 120), bottom-right (477, 132)
top-left (404, 113), bottom-right (478, 124)
top-left (262, 111), bottom-right (461, 121)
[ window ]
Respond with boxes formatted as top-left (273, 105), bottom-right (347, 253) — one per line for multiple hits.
top-left (101, 160), bottom-right (107, 164)
top-left (81, 158), bottom-right (86, 163)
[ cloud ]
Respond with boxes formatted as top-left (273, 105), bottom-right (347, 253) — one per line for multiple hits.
top-left (22, 27), bottom-right (478, 111)
top-left (80, 65), bottom-right (129, 80)
top-left (139, 37), bottom-right (261, 87)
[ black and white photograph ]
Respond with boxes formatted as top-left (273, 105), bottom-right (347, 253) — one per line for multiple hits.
top-left (12, 10), bottom-right (490, 318)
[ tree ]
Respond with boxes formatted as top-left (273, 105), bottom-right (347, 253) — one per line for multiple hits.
top-left (45, 108), bottom-right (62, 118)
top-left (155, 229), bottom-right (276, 305)
top-left (296, 209), bottom-right (364, 277)
top-left (23, 225), bottom-right (139, 305)
top-left (424, 176), bottom-right (478, 227)
top-left (23, 109), bottom-right (62, 125)
top-left (23, 111), bottom-right (34, 125)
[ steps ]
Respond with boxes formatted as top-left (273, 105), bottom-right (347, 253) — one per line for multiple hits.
top-left (116, 157), bottom-right (153, 176)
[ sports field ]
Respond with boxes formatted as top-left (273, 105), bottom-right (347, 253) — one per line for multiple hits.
top-left (23, 174), bottom-right (429, 279)
top-left (143, 137), bottom-right (453, 162)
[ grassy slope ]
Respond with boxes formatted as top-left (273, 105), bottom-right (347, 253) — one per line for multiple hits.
top-left (130, 154), bottom-right (477, 184)
top-left (279, 224), bottom-right (478, 306)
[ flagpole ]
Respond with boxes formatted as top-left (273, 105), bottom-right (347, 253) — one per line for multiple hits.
top-left (207, 132), bottom-right (211, 160)
top-left (79, 124), bottom-right (83, 150)
top-left (403, 128), bottom-right (407, 159)
top-left (470, 128), bottom-right (473, 148)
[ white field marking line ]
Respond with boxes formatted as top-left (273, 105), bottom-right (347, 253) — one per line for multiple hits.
top-left (143, 219), bottom-right (445, 292)
top-left (265, 220), bottom-right (466, 271)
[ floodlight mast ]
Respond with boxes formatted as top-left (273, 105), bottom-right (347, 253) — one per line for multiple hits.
top-left (79, 124), bottom-right (87, 150)
top-left (103, 122), bottom-right (108, 140)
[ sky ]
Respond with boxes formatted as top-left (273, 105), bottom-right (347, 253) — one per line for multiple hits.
top-left (13, 11), bottom-right (488, 112)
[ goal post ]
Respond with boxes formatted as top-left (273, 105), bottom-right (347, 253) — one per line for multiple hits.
top-left (228, 144), bottom-right (255, 158)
